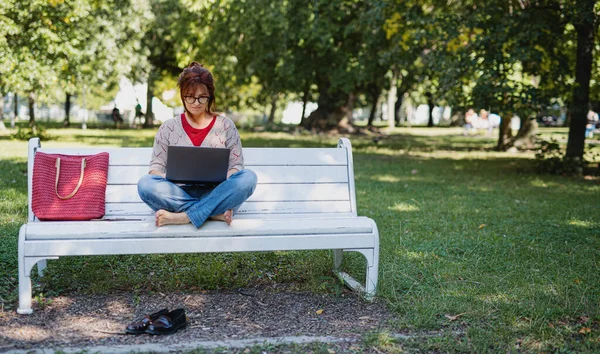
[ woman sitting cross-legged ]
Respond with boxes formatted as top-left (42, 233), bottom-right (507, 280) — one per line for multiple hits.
top-left (137, 61), bottom-right (257, 227)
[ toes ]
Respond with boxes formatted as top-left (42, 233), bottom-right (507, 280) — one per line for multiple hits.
top-left (224, 210), bottom-right (233, 224)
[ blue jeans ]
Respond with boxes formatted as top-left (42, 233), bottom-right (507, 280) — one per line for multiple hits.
top-left (585, 124), bottom-right (595, 138)
top-left (137, 169), bottom-right (257, 228)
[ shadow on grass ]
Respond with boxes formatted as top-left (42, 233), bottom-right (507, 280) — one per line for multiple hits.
top-left (68, 134), bottom-right (155, 147)
top-left (355, 134), bottom-right (497, 152)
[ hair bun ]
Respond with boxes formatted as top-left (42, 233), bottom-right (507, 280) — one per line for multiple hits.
top-left (188, 61), bottom-right (203, 68)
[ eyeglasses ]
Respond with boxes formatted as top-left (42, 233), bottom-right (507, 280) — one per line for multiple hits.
top-left (183, 95), bottom-right (210, 105)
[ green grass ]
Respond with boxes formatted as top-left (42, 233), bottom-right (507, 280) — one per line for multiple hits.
top-left (1, 124), bottom-right (599, 353)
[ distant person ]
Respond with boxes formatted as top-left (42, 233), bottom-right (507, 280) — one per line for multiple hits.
top-left (137, 61), bottom-right (257, 228)
top-left (489, 112), bottom-right (501, 133)
top-left (463, 108), bottom-right (478, 135)
top-left (479, 109), bottom-right (501, 135)
top-left (112, 105), bottom-right (124, 128)
top-left (134, 100), bottom-right (144, 127)
top-left (477, 109), bottom-right (491, 134)
top-left (586, 110), bottom-right (599, 138)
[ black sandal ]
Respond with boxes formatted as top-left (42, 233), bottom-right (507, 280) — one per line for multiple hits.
top-left (145, 308), bottom-right (187, 335)
top-left (125, 308), bottom-right (169, 334)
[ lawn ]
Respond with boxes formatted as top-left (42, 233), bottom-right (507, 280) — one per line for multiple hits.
top-left (0, 124), bottom-right (599, 352)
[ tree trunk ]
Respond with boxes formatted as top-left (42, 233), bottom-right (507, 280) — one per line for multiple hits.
top-left (566, 0), bottom-right (596, 159)
top-left (496, 112), bottom-right (512, 150)
top-left (512, 117), bottom-right (538, 150)
top-left (144, 73), bottom-right (155, 128)
top-left (367, 91), bottom-right (379, 127)
top-left (0, 92), bottom-right (4, 121)
top-left (299, 85), bottom-right (309, 126)
top-left (337, 92), bottom-right (355, 133)
top-left (28, 92), bottom-right (35, 126)
top-left (302, 80), bottom-right (348, 131)
top-left (12, 94), bottom-right (17, 128)
top-left (388, 72), bottom-right (398, 130)
top-left (64, 93), bottom-right (71, 127)
top-left (268, 94), bottom-right (277, 124)
top-left (0, 93), bottom-right (5, 131)
top-left (427, 93), bottom-right (435, 127)
top-left (394, 93), bottom-right (404, 127)
top-left (347, 92), bottom-right (355, 124)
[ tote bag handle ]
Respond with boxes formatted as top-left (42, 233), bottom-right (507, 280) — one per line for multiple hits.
top-left (55, 158), bottom-right (86, 200)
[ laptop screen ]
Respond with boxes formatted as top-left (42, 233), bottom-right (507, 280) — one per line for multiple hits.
top-left (166, 146), bottom-right (230, 184)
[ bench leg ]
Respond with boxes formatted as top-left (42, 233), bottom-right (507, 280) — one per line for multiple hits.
top-left (333, 249), bottom-right (343, 270)
top-left (17, 226), bottom-right (33, 315)
top-left (364, 247), bottom-right (379, 301)
top-left (37, 259), bottom-right (47, 277)
top-left (334, 247), bottom-right (379, 301)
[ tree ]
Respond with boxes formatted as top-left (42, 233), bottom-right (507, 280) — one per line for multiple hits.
top-left (56, 0), bottom-right (152, 126)
top-left (0, 0), bottom-right (152, 126)
top-left (139, 0), bottom-right (196, 128)
top-left (297, 0), bottom-right (377, 131)
top-left (0, 0), bottom-right (61, 125)
top-left (390, 1), bottom-right (571, 149)
top-left (201, 0), bottom-right (395, 132)
top-left (566, 0), bottom-right (598, 159)
top-left (203, 0), bottom-right (290, 122)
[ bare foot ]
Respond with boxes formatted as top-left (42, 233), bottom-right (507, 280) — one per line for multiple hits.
top-left (210, 209), bottom-right (233, 225)
top-left (155, 209), bottom-right (190, 227)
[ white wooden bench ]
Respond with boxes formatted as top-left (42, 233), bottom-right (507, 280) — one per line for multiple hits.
top-left (17, 137), bottom-right (379, 314)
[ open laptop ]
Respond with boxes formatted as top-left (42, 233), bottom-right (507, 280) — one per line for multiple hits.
top-left (166, 146), bottom-right (230, 184)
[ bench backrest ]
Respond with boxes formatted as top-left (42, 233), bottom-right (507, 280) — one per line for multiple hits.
top-left (27, 138), bottom-right (357, 221)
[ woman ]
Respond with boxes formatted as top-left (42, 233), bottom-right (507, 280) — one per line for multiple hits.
top-left (138, 62), bottom-right (257, 227)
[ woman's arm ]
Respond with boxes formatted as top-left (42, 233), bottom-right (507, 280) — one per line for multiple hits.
top-left (224, 118), bottom-right (244, 172)
top-left (149, 123), bottom-right (169, 175)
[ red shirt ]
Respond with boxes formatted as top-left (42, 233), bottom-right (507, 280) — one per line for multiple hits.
top-left (181, 113), bottom-right (216, 146)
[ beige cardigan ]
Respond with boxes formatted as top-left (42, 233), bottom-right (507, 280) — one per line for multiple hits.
top-left (149, 114), bottom-right (244, 174)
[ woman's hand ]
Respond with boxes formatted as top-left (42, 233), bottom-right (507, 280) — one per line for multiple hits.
top-left (227, 169), bottom-right (239, 179)
top-left (149, 170), bottom-right (166, 178)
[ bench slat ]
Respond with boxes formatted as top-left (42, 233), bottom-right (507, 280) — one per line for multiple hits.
top-left (105, 183), bottom-right (350, 203)
top-left (105, 200), bottom-right (352, 216)
top-left (24, 217), bottom-right (374, 240)
top-left (37, 147), bottom-right (348, 166)
top-left (24, 233), bottom-right (376, 256)
top-left (107, 165), bottom-right (349, 184)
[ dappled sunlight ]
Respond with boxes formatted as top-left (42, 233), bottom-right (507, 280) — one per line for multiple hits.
top-left (389, 203), bottom-right (420, 213)
top-left (372, 174), bottom-right (403, 183)
top-left (479, 293), bottom-right (513, 306)
top-left (399, 250), bottom-right (440, 261)
top-left (388, 127), bottom-right (467, 137)
top-left (530, 180), bottom-right (556, 189)
top-left (58, 315), bottom-right (124, 338)
top-left (106, 298), bottom-right (132, 314)
top-left (354, 145), bottom-right (535, 161)
top-left (466, 184), bottom-right (495, 193)
top-left (2, 325), bottom-right (52, 341)
top-left (42, 296), bottom-right (74, 311)
top-left (567, 219), bottom-right (597, 228)
top-left (510, 316), bottom-right (539, 330)
top-left (0, 141), bottom-right (29, 159)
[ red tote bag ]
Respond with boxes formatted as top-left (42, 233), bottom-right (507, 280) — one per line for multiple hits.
top-left (31, 151), bottom-right (110, 221)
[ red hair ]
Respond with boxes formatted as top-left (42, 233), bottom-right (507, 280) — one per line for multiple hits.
top-left (177, 62), bottom-right (216, 115)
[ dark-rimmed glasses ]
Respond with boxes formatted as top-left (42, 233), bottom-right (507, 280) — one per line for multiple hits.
top-left (183, 96), bottom-right (210, 105)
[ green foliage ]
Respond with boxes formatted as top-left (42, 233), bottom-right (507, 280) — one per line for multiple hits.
top-left (0, 0), bottom-right (152, 119)
top-left (10, 125), bottom-right (53, 141)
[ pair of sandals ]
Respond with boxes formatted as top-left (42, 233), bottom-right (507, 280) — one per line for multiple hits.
top-left (125, 308), bottom-right (188, 335)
